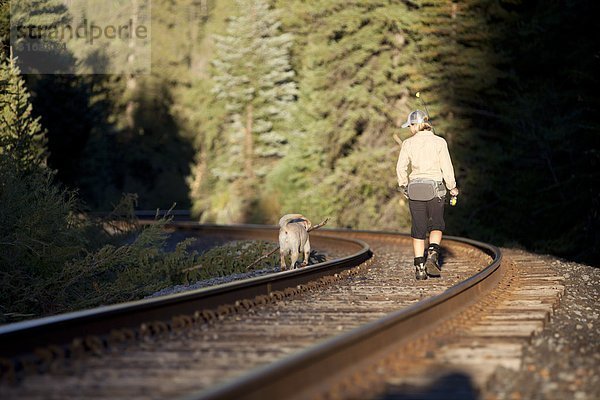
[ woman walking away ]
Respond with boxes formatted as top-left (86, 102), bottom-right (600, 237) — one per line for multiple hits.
top-left (396, 110), bottom-right (459, 280)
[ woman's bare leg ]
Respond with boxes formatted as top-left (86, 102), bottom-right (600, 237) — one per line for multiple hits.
top-left (429, 230), bottom-right (442, 245)
top-left (413, 238), bottom-right (425, 258)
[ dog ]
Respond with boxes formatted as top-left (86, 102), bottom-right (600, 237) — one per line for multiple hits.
top-left (278, 214), bottom-right (312, 270)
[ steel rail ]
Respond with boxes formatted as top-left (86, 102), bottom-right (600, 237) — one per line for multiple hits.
top-left (0, 225), bottom-right (371, 361)
top-left (184, 235), bottom-right (502, 400)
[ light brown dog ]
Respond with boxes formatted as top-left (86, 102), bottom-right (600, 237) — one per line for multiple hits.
top-left (278, 214), bottom-right (312, 270)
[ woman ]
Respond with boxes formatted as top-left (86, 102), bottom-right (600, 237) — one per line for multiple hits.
top-left (396, 110), bottom-right (459, 280)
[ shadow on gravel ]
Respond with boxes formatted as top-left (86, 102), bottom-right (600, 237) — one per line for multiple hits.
top-left (377, 372), bottom-right (477, 400)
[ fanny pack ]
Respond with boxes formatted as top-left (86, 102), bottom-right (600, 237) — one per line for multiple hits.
top-left (408, 179), bottom-right (446, 201)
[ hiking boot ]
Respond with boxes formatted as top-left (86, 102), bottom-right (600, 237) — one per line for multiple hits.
top-left (416, 263), bottom-right (427, 280)
top-left (414, 256), bottom-right (427, 280)
top-left (425, 244), bottom-right (441, 277)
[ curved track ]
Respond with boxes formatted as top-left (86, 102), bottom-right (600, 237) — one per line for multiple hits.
top-left (0, 225), bottom-right (370, 362)
top-left (0, 224), bottom-right (503, 400)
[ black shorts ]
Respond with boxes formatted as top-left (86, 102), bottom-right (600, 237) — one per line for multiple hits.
top-left (409, 196), bottom-right (446, 239)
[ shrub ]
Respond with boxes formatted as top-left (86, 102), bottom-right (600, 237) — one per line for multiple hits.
top-left (183, 240), bottom-right (279, 283)
top-left (53, 218), bottom-right (198, 312)
top-left (0, 155), bottom-right (86, 319)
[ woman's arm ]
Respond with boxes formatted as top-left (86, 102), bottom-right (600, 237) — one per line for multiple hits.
top-left (439, 139), bottom-right (457, 190)
top-left (396, 141), bottom-right (410, 188)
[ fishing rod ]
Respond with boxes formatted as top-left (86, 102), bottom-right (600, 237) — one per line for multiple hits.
top-left (414, 92), bottom-right (457, 206)
top-left (415, 91), bottom-right (436, 134)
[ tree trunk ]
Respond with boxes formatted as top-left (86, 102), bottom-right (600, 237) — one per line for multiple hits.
top-left (124, 0), bottom-right (139, 139)
top-left (244, 103), bottom-right (254, 179)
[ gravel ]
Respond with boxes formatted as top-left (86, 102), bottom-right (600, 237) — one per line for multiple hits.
top-left (147, 266), bottom-right (279, 298)
top-left (485, 258), bottom-right (600, 400)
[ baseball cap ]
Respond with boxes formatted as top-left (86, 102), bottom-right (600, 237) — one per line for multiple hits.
top-left (401, 110), bottom-right (428, 128)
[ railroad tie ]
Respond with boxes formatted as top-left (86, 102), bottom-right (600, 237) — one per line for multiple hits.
top-left (362, 249), bottom-right (565, 399)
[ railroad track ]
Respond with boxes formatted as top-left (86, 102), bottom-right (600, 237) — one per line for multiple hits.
top-left (0, 224), bottom-right (564, 400)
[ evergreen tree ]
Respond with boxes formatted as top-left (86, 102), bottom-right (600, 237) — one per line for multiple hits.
top-left (0, 52), bottom-right (47, 169)
top-left (408, 1), bottom-right (508, 135)
top-left (178, 0), bottom-right (233, 220)
top-left (64, 0), bottom-right (151, 131)
top-left (8, 0), bottom-right (73, 74)
top-left (0, 0), bottom-right (9, 59)
top-left (0, 51), bottom-right (84, 319)
top-left (407, 0), bottom-right (515, 240)
top-left (212, 0), bottom-right (297, 177)
top-left (2, 0), bottom-right (595, 265)
top-left (192, 0), bottom-right (297, 222)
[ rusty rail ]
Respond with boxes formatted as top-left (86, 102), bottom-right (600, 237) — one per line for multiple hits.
top-left (0, 225), bottom-right (371, 363)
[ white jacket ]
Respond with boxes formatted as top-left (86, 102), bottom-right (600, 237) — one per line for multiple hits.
top-left (396, 130), bottom-right (456, 190)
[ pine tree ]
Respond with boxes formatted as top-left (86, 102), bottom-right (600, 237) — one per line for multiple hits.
top-left (177, 0), bottom-right (234, 220)
top-left (213, 0), bottom-right (297, 175)
top-left (407, 0), bottom-right (513, 238)
top-left (194, 0), bottom-right (297, 222)
top-left (0, 52), bottom-right (47, 169)
top-left (8, 0), bottom-right (70, 35)
top-left (0, 0), bottom-right (9, 59)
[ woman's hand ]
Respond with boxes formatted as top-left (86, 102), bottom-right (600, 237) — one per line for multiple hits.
top-left (399, 185), bottom-right (409, 199)
top-left (450, 187), bottom-right (459, 197)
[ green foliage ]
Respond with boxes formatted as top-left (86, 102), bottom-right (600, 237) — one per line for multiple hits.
top-left (0, 54), bottom-right (196, 318)
top-left (12, 0), bottom-right (199, 210)
top-left (8, 0), bottom-right (74, 73)
top-left (189, 0), bottom-right (297, 222)
top-left (0, 155), bottom-right (86, 319)
top-left (0, 54), bottom-right (47, 169)
top-left (54, 218), bottom-right (198, 312)
top-left (0, 167), bottom-right (198, 320)
top-left (211, 0), bottom-right (297, 164)
top-left (199, 0), bottom-right (598, 264)
top-left (183, 240), bottom-right (278, 283)
top-left (28, 74), bottom-right (195, 211)
top-left (0, 0), bottom-right (9, 58)
top-left (0, 156), bottom-right (271, 320)
top-left (64, 1), bottom-right (150, 75)
top-left (0, 150), bottom-right (152, 320)
top-left (2, 0), bottom-right (596, 275)
top-left (8, 0), bottom-right (70, 38)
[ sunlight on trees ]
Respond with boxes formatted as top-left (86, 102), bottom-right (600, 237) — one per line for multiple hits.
top-left (0, 52), bottom-right (46, 168)
top-left (1, 0), bottom-right (598, 270)
top-left (189, 0), bottom-right (297, 223)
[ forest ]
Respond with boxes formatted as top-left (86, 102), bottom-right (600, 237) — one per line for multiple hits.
top-left (1, 0), bottom-right (599, 318)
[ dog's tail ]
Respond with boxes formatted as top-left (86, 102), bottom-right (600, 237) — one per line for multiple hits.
top-left (278, 214), bottom-right (307, 228)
